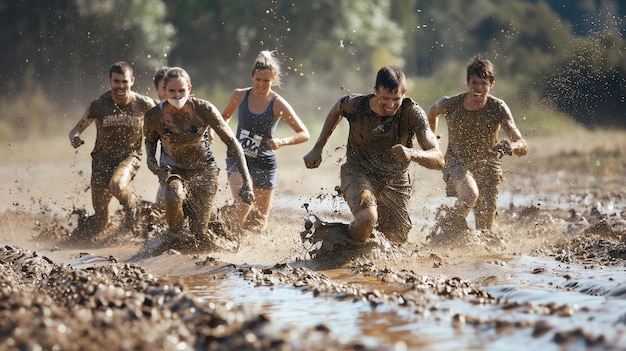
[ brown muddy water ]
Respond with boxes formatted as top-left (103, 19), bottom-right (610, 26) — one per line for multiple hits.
top-left (2, 180), bottom-right (626, 350)
top-left (182, 252), bottom-right (626, 351)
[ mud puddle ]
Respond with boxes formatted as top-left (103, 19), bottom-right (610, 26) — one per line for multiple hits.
top-left (184, 272), bottom-right (495, 350)
top-left (183, 254), bottom-right (626, 350)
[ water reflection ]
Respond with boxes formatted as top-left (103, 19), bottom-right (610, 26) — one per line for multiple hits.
top-left (182, 274), bottom-right (537, 350)
top-left (183, 255), bottom-right (626, 350)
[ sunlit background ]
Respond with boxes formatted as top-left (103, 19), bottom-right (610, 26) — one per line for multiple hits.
top-left (1, 0), bottom-right (624, 148)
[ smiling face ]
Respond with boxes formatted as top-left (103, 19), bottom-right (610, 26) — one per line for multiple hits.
top-left (466, 74), bottom-right (495, 103)
top-left (108, 71), bottom-right (135, 105)
top-left (373, 86), bottom-right (406, 116)
top-left (252, 69), bottom-right (274, 95)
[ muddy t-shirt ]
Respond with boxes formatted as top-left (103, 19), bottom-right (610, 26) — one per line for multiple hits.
top-left (89, 91), bottom-right (154, 161)
top-left (439, 93), bottom-right (513, 163)
top-left (339, 94), bottom-right (428, 179)
top-left (144, 97), bottom-right (218, 170)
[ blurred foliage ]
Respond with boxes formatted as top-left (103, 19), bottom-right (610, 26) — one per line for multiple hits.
top-left (0, 0), bottom-right (624, 140)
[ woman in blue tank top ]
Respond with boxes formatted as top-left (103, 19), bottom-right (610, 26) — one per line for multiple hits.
top-left (222, 51), bottom-right (310, 231)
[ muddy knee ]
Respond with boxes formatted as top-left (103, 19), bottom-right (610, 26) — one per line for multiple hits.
top-left (164, 179), bottom-right (185, 204)
top-left (349, 206), bottom-right (377, 242)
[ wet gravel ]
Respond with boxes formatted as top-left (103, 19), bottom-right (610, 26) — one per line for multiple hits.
top-left (1, 151), bottom-right (625, 350)
top-left (0, 244), bottom-right (384, 351)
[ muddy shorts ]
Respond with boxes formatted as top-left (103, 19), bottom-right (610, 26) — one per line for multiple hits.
top-left (167, 163), bottom-right (220, 231)
top-left (340, 163), bottom-right (412, 238)
top-left (226, 154), bottom-right (278, 189)
top-left (91, 154), bottom-right (141, 190)
top-left (443, 157), bottom-right (503, 198)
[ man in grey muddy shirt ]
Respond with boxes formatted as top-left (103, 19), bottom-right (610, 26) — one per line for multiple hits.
top-left (303, 66), bottom-right (444, 245)
top-left (69, 61), bottom-right (155, 238)
top-left (427, 55), bottom-right (528, 243)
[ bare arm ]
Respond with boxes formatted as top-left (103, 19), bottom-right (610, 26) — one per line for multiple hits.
top-left (68, 108), bottom-right (94, 148)
top-left (211, 105), bottom-right (254, 203)
top-left (303, 99), bottom-right (344, 169)
top-left (221, 89), bottom-right (246, 124)
top-left (426, 99), bottom-right (443, 135)
top-left (144, 110), bottom-right (160, 174)
top-left (391, 125), bottom-right (445, 170)
top-left (267, 96), bottom-right (310, 150)
top-left (501, 104), bottom-right (528, 156)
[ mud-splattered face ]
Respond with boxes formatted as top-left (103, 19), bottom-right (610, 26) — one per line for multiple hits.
top-left (165, 76), bottom-right (192, 110)
top-left (166, 77), bottom-right (192, 99)
top-left (108, 71), bottom-right (134, 104)
top-left (467, 74), bottom-right (494, 102)
top-left (374, 86), bottom-right (405, 116)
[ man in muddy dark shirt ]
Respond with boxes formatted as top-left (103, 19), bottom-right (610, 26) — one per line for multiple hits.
top-left (427, 55), bottom-right (527, 242)
top-left (69, 61), bottom-right (155, 236)
top-left (303, 66), bottom-right (444, 244)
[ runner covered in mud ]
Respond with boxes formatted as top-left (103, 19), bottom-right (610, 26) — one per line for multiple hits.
top-left (222, 51), bottom-right (310, 231)
top-left (144, 67), bottom-right (254, 249)
top-left (68, 61), bottom-right (155, 238)
top-left (303, 66), bottom-right (444, 245)
top-left (426, 55), bottom-right (528, 243)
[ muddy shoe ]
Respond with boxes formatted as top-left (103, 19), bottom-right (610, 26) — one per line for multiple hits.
top-left (475, 229), bottom-right (507, 249)
top-left (168, 229), bottom-right (198, 251)
top-left (137, 235), bottom-right (168, 257)
top-left (301, 215), bottom-right (351, 250)
top-left (69, 214), bottom-right (108, 246)
top-left (427, 206), bottom-right (469, 246)
top-left (194, 232), bottom-right (220, 252)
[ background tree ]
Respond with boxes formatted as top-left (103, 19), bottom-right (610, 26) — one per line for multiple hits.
top-left (0, 0), bottom-right (625, 138)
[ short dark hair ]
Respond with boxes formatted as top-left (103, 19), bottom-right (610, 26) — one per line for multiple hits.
top-left (109, 61), bottom-right (133, 78)
top-left (375, 65), bottom-right (406, 93)
top-left (466, 55), bottom-right (495, 83)
top-left (153, 66), bottom-right (169, 88)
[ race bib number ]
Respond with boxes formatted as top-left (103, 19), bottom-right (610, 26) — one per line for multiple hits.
top-left (238, 129), bottom-right (262, 158)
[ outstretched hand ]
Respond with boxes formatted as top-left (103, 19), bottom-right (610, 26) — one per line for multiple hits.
top-left (238, 184), bottom-right (255, 205)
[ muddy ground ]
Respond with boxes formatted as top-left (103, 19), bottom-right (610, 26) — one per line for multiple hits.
top-left (1, 129), bottom-right (625, 350)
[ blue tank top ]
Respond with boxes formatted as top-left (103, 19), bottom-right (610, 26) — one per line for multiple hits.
top-left (234, 88), bottom-right (280, 159)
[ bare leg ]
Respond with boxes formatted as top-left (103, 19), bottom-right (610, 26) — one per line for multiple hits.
top-left (186, 168), bottom-right (218, 238)
top-left (453, 172), bottom-right (479, 219)
top-left (474, 186), bottom-right (498, 230)
top-left (91, 187), bottom-right (112, 232)
top-left (248, 187), bottom-right (274, 230)
top-left (109, 156), bottom-right (139, 209)
top-left (164, 178), bottom-right (186, 233)
top-left (227, 172), bottom-right (252, 226)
